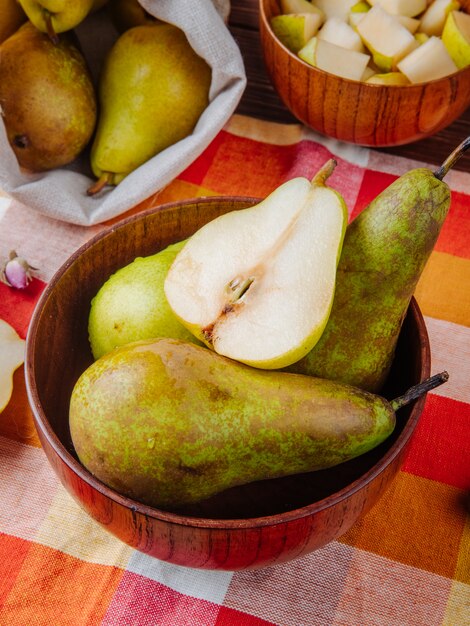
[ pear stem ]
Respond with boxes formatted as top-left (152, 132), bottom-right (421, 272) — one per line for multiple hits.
top-left (44, 10), bottom-right (59, 45)
top-left (312, 159), bottom-right (337, 186)
top-left (87, 173), bottom-right (111, 196)
top-left (390, 371), bottom-right (449, 412)
top-left (434, 137), bottom-right (470, 181)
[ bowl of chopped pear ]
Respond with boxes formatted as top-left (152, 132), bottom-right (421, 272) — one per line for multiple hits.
top-left (260, 0), bottom-right (470, 145)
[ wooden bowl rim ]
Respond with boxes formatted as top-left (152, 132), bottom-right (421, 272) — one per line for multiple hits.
top-left (25, 195), bottom-right (431, 530)
top-left (259, 0), bottom-right (470, 89)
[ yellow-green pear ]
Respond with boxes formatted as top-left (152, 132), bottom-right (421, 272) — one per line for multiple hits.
top-left (88, 240), bottom-right (199, 360)
top-left (442, 10), bottom-right (470, 68)
top-left (69, 337), bottom-right (448, 510)
top-left (87, 23), bottom-right (211, 194)
top-left (164, 160), bottom-right (348, 370)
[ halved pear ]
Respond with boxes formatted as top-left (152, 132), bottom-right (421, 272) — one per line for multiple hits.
top-left (357, 5), bottom-right (418, 71)
top-left (397, 35), bottom-right (458, 81)
top-left (164, 161), bottom-right (348, 370)
top-left (419, 0), bottom-right (461, 36)
top-left (270, 12), bottom-right (323, 52)
top-left (368, 0), bottom-right (426, 17)
top-left (299, 37), bottom-right (370, 79)
top-left (442, 10), bottom-right (470, 68)
top-left (0, 319), bottom-right (25, 413)
top-left (317, 16), bottom-right (366, 51)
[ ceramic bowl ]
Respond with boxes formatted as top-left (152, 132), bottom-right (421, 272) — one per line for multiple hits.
top-left (25, 197), bottom-right (430, 570)
top-left (259, 0), bottom-right (470, 146)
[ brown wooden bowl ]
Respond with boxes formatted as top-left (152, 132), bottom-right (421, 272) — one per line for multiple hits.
top-left (259, 0), bottom-right (470, 147)
top-left (25, 196), bottom-right (430, 570)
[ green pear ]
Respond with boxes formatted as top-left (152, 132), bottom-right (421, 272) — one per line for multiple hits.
top-left (87, 23), bottom-right (212, 194)
top-left (69, 338), bottom-right (446, 509)
top-left (0, 22), bottom-right (97, 172)
top-left (0, 0), bottom-right (27, 44)
top-left (287, 138), bottom-right (470, 392)
top-left (88, 240), bottom-right (199, 360)
top-left (18, 0), bottom-right (95, 41)
top-left (164, 160), bottom-right (348, 370)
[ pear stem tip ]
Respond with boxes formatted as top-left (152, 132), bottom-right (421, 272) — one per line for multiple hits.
top-left (87, 173), bottom-right (111, 196)
top-left (390, 371), bottom-right (449, 412)
top-left (434, 136), bottom-right (470, 181)
top-left (312, 158), bottom-right (337, 186)
top-left (44, 10), bottom-right (59, 45)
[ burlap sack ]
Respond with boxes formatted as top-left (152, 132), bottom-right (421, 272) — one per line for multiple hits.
top-left (0, 0), bottom-right (246, 225)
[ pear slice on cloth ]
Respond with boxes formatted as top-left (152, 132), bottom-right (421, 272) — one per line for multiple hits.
top-left (164, 160), bottom-right (348, 370)
top-left (0, 319), bottom-right (25, 412)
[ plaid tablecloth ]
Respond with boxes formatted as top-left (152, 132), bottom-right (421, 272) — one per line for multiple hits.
top-left (0, 114), bottom-right (469, 625)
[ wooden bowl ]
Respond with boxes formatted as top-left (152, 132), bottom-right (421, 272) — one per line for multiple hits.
top-left (259, 0), bottom-right (470, 146)
top-left (25, 197), bottom-right (430, 570)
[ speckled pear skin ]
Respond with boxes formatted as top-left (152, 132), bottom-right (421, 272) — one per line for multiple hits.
top-left (69, 338), bottom-right (396, 510)
top-left (287, 169), bottom-right (451, 392)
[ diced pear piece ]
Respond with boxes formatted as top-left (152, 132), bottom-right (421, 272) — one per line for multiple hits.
top-left (368, 0), bottom-right (426, 17)
top-left (299, 37), bottom-right (370, 80)
top-left (271, 13), bottom-right (323, 53)
top-left (366, 71), bottom-right (410, 84)
top-left (280, 0), bottom-right (325, 21)
top-left (419, 0), bottom-right (461, 36)
top-left (317, 17), bottom-right (365, 51)
top-left (349, 12), bottom-right (367, 27)
top-left (312, 0), bottom-right (358, 21)
top-left (0, 319), bottom-right (25, 413)
top-left (164, 161), bottom-right (348, 370)
top-left (442, 10), bottom-right (470, 68)
top-left (397, 35), bottom-right (458, 81)
top-left (357, 5), bottom-right (417, 71)
top-left (397, 16), bottom-right (421, 33)
top-left (361, 65), bottom-right (376, 80)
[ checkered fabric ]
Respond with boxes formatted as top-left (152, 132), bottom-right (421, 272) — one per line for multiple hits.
top-left (0, 115), bottom-right (469, 626)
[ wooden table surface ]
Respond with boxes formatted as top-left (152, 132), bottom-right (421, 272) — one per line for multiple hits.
top-left (228, 0), bottom-right (470, 172)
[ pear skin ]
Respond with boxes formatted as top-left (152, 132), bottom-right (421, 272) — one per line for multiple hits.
top-left (88, 240), bottom-right (200, 360)
top-left (287, 167), bottom-right (451, 392)
top-left (69, 338), bottom-right (397, 510)
top-left (0, 0), bottom-right (27, 44)
top-left (0, 23), bottom-right (97, 171)
top-left (88, 23), bottom-right (211, 193)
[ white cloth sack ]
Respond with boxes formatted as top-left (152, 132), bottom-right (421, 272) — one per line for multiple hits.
top-left (0, 0), bottom-right (246, 226)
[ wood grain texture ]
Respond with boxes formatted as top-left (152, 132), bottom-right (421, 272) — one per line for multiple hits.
top-left (25, 198), bottom-right (430, 570)
top-left (229, 0), bottom-right (470, 169)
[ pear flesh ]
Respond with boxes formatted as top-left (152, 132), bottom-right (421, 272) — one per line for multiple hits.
top-left (442, 10), bottom-right (470, 68)
top-left (164, 161), bottom-right (347, 370)
top-left (69, 338), bottom-right (396, 510)
top-left (397, 36), bottom-right (458, 82)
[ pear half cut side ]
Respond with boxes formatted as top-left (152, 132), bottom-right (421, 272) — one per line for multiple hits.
top-left (164, 160), bottom-right (348, 369)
